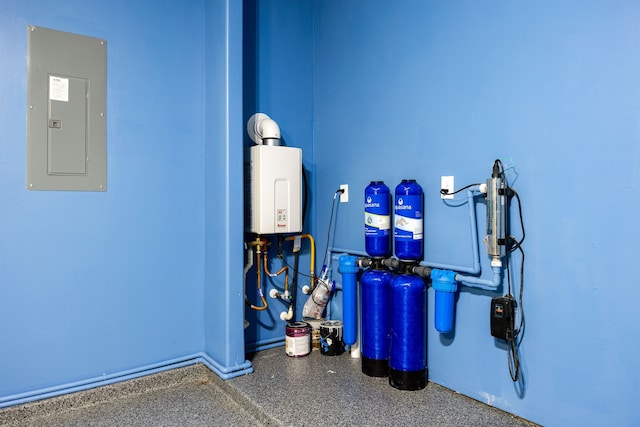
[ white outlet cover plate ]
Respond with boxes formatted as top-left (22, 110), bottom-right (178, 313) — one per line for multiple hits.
top-left (340, 184), bottom-right (349, 202)
top-left (441, 176), bottom-right (454, 199)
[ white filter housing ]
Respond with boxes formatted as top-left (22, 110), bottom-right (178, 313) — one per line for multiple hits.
top-left (248, 145), bottom-right (302, 234)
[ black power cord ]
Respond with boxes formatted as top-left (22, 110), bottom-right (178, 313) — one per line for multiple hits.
top-left (302, 188), bottom-right (343, 308)
top-left (494, 158), bottom-right (526, 382)
top-left (506, 190), bottom-right (525, 382)
top-left (320, 188), bottom-right (344, 274)
top-left (440, 182), bottom-right (481, 196)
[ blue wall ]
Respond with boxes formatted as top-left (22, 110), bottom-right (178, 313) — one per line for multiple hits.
top-left (203, 0), bottom-right (249, 372)
top-left (2, 0), bottom-right (639, 425)
top-left (0, 0), bottom-right (236, 402)
top-left (242, 0), bottom-right (315, 349)
top-left (308, 1), bottom-right (640, 426)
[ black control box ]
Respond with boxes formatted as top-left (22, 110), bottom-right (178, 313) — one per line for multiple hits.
top-left (490, 296), bottom-right (516, 340)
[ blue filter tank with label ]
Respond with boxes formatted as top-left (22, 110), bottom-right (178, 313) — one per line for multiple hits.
top-left (365, 181), bottom-right (391, 258)
top-left (394, 179), bottom-right (423, 261)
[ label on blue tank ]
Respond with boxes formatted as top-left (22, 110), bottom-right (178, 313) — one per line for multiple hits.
top-left (365, 195), bottom-right (390, 236)
top-left (395, 195), bottom-right (423, 240)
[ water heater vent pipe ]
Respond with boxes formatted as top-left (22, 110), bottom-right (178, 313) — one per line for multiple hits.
top-left (247, 113), bottom-right (281, 145)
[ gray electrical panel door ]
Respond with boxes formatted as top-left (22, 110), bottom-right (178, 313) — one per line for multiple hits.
top-left (27, 25), bottom-right (107, 191)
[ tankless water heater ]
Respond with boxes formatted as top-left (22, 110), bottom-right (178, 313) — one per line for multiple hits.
top-left (247, 144), bottom-right (302, 235)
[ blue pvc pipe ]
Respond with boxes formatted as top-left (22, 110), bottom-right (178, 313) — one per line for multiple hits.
top-left (0, 352), bottom-right (255, 409)
top-left (198, 352), bottom-right (254, 379)
top-left (331, 246), bottom-right (368, 257)
top-left (455, 266), bottom-right (503, 291)
top-left (422, 187), bottom-right (504, 291)
top-left (245, 336), bottom-right (286, 353)
top-left (0, 355), bottom-right (201, 408)
top-left (328, 185), bottom-right (504, 293)
top-left (339, 254), bottom-right (359, 346)
top-left (421, 187), bottom-right (482, 274)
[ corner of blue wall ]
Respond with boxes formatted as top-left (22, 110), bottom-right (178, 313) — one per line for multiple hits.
top-left (202, 0), bottom-right (252, 378)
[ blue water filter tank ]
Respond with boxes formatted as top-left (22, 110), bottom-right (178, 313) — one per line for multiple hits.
top-left (431, 269), bottom-right (458, 334)
top-left (339, 255), bottom-right (359, 346)
top-left (394, 180), bottom-right (423, 261)
top-left (365, 181), bottom-right (391, 258)
top-left (361, 263), bottom-right (392, 377)
top-left (389, 272), bottom-right (427, 390)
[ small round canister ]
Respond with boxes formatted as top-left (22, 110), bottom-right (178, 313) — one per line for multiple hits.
top-left (319, 320), bottom-right (345, 356)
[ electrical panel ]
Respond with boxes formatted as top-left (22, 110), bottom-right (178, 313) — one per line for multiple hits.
top-left (247, 145), bottom-right (302, 234)
top-left (26, 25), bottom-right (107, 191)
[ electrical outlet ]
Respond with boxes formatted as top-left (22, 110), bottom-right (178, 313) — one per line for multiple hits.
top-left (441, 176), bottom-right (454, 199)
top-left (340, 184), bottom-right (349, 203)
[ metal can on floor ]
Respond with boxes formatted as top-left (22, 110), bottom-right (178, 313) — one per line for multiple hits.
top-left (320, 320), bottom-right (345, 356)
top-left (285, 321), bottom-right (312, 357)
top-left (306, 318), bottom-right (324, 350)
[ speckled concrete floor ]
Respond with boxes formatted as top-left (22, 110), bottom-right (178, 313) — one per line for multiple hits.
top-left (0, 364), bottom-right (270, 427)
top-left (0, 347), bottom-right (537, 427)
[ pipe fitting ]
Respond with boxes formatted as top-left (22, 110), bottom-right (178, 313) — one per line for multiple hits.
top-left (412, 265), bottom-right (432, 279)
top-left (280, 305), bottom-right (294, 321)
top-left (357, 257), bottom-right (372, 268)
top-left (382, 257), bottom-right (401, 270)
